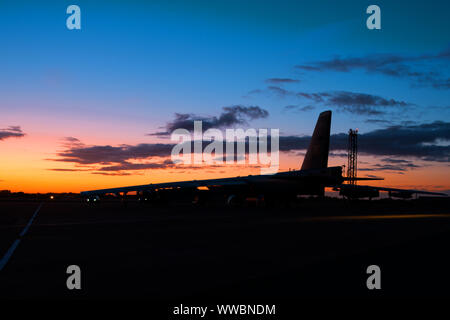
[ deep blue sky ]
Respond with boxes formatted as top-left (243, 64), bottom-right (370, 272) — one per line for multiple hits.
top-left (1, 0), bottom-right (449, 135)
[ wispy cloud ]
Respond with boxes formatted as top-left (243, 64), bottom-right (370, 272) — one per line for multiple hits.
top-left (365, 119), bottom-right (394, 125)
top-left (0, 126), bottom-right (26, 141)
top-left (296, 91), bottom-right (412, 115)
top-left (48, 168), bottom-right (88, 172)
top-left (267, 86), bottom-right (292, 98)
top-left (247, 86), bottom-right (412, 116)
top-left (296, 49), bottom-right (450, 89)
top-left (265, 78), bottom-right (300, 84)
top-left (283, 105), bottom-right (315, 113)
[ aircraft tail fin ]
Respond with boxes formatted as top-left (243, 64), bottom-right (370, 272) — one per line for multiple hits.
top-left (301, 110), bottom-right (332, 170)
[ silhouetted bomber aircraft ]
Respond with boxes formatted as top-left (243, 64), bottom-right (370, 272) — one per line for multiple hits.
top-left (81, 111), bottom-right (446, 204)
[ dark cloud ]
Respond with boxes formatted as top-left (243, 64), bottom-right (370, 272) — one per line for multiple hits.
top-left (265, 78), bottom-right (300, 84)
top-left (51, 138), bottom-right (257, 174)
top-left (149, 105), bottom-right (269, 136)
top-left (53, 143), bottom-right (174, 165)
top-left (246, 86), bottom-right (295, 98)
top-left (278, 121), bottom-right (450, 162)
top-left (296, 50), bottom-right (450, 89)
top-left (48, 168), bottom-right (87, 172)
top-left (296, 91), bottom-right (412, 115)
top-left (359, 166), bottom-right (406, 172)
top-left (359, 163), bottom-right (420, 172)
top-left (64, 136), bottom-right (80, 142)
top-left (60, 119), bottom-right (449, 167)
top-left (365, 119), bottom-right (393, 125)
top-left (97, 159), bottom-right (174, 172)
top-left (365, 119), bottom-right (420, 127)
top-left (267, 86), bottom-right (292, 97)
top-left (5, 126), bottom-right (22, 133)
top-left (327, 91), bottom-right (409, 107)
top-left (364, 174), bottom-right (384, 179)
top-left (284, 105), bottom-right (315, 113)
top-left (423, 77), bottom-right (450, 89)
top-left (297, 54), bottom-right (413, 73)
top-left (381, 158), bottom-right (414, 164)
top-left (51, 119), bottom-right (448, 174)
top-left (357, 121), bottom-right (450, 161)
top-left (147, 131), bottom-right (171, 137)
top-left (248, 87), bottom-right (411, 116)
top-left (295, 92), bottom-right (327, 101)
top-left (243, 89), bottom-right (263, 97)
top-left (400, 121), bottom-right (418, 126)
top-left (92, 172), bottom-right (134, 176)
top-left (50, 142), bottom-right (177, 174)
top-left (0, 126), bottom-right (26, 141)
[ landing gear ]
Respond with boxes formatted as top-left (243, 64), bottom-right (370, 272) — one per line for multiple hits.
top-left (138, 191), bottom-right (152, 204)
top-left (226, 194), bottom-right (244, 207)
top-left (85, 195), bottom-right (100, 205)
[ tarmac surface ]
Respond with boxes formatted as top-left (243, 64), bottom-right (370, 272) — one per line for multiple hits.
top-left (0, 198), bottom-right (450, 299)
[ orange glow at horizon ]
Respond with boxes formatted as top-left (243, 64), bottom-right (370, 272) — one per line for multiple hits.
top-left (0, 134), bottom-right (449, 194)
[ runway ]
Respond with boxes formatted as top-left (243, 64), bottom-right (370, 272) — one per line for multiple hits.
top-left (0, 198), bottom-right (450, 299)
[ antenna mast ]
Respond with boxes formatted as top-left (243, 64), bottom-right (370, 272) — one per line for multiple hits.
top-left (347, 129), bottom-right (358, 185)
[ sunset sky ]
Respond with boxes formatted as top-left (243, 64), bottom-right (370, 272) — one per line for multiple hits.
top-left (0, 0), bottom-right (449, 193)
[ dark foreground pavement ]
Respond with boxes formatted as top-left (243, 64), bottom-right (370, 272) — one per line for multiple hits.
top-left (0, 198), bottom-right (450, 300)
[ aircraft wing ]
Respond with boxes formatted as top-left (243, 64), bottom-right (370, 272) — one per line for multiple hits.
top-left (335, 184), bottom-right (447, 196)
top-left (80, 176), bottom-right (251, 196)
